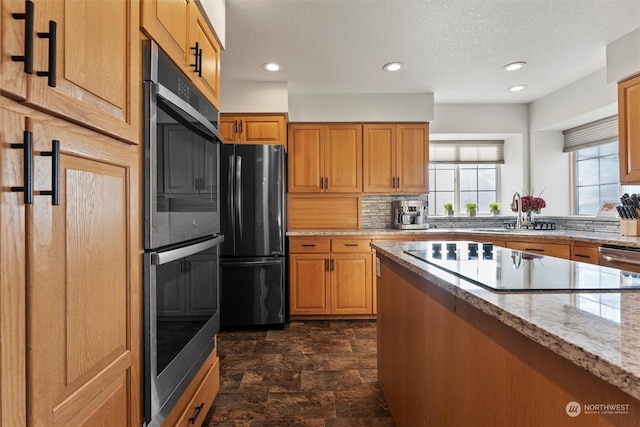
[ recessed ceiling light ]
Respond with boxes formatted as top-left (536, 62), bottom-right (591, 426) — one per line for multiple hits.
top-left (503, 61), bottom-right (527, 71)
top-left (262, 62), bottom-right (280, 71)
top-left (508, 84), bottom-right (528, 92)
top-left (383, 62), bottom-right (403, 72)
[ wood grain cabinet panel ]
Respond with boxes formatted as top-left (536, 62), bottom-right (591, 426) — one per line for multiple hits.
top-left (618, 73), bottom-right (640, 183)
top-left (142, 0), bottom-right (221, 109)
top-left (220, 114), bottom-right (286, 146)
top-left (12, 113), bottom-right (141, 427)
top-left (1, 0), bottom-right (29, 99)
top-left (289, 237), bottom-right (373, 316)
top-left (288, 123), bottom-right (362, 193)
top-left (2, 0), bottom-right (141, 144)
top-left (363, 123), bottom-right (429, 194)
top-left (505, 240), bottom-right (570, 259)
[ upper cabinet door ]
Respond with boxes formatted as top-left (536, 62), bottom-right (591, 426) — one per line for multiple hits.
top-left (619, 74), bottom-right (640, 184)
top-left (190, 2), bottom-right (221, 110)
top-left (141, 0), bottom-right (190, 67)
top-left (324, 124), bottom-right (362, 193)
top-left (1, 0), bottom-right (30, 100)
top-left (25, 0), bottom-right (140, 144)
top-left (363, 124), bottom-right (396, 193)
top-left (219, 116), bottom-right (238, 143)
top-left (396, 123), bottom-right (429, 194)
top-left (288, 124), bottom-right (324, 193)
top-left (242, 115), bottom-right (286, 145)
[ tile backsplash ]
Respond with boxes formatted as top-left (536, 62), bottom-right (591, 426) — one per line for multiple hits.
top-left (361, 195), bottom-right (620, 234)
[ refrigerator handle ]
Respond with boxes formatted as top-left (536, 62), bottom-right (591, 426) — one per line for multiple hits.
top-left (227, 154), bottom-right (235, 250)
top-left (235, 155), bottom-right (243, 240)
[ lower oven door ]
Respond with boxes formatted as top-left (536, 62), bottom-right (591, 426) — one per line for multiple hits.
top-left (144, 234), bottom-right (223, 427)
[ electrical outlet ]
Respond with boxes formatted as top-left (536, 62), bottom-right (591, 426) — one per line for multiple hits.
top-left (376, 257), bottom-right (381, 277)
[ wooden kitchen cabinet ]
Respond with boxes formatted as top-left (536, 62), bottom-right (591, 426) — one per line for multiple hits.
top-left (363, 123), bottom-right (429, 194)
top-left (289, 237), bottom-right (373, 316)
top-left (161, 341), bottom-right (219, 427)
top-left (1, 104), bottom-right (141, 426)
top-left (142, 0), bottom-right (221, 109)
top-left (288, 123), bottom-right (362, 193)
top-left (506, 240), bottom-right (570, 259)
top-left (220, 114), bottom-right (287, 146)
top-left (571, 242), bottom-right (600, 265)
top-left (618, 73), bottom-right (640, 183)
top-left (1, 0), bottom-right (141, 144)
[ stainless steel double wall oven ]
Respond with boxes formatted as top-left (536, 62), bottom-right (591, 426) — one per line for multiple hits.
top-left (143, 40), bottom-right (223, 427)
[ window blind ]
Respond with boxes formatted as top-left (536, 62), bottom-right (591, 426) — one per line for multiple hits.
top-left (562, 115), bottom-right (618, 152)
top-left (429, 140), bottom-right (504, 164)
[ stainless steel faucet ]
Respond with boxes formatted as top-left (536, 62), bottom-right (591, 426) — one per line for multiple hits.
top-left (511, 192), bottom-right (522, 229)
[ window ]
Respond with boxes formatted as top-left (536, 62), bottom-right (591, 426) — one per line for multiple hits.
top-left (429, 163), bottom-right (498, 215)
top-left (574, 142), bottom-right (620, 214)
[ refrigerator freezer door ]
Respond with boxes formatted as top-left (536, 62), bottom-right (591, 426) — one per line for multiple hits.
top-left (221, 144), bottom-right (285, 257)
top-left (219, 257), bottom-right (286, 327)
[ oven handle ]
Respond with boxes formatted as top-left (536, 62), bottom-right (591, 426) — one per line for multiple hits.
top-left (151, 235), bottom-right (224, 265)
top-left (154, 83), bottom-right (221, 142)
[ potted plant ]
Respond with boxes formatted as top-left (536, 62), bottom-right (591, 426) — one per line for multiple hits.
top-left (489, 202), bottom-right (501, 215)
top-left (443, 203), bottom-right (454, 216)
top-left (465, 202), bottom-right (477, 217)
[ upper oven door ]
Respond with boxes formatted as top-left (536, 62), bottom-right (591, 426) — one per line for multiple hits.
top-left (145, 81), bottom-right (222, 249)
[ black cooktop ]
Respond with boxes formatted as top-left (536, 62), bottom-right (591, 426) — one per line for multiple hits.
top-left (404, 241), bottom-right (640, 293)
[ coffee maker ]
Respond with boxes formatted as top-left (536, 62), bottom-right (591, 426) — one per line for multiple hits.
top-left (392, 200), bottom-right (429, 229)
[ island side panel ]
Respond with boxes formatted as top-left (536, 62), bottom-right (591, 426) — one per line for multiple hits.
top-left (376, 252), bottom-right (640, 427)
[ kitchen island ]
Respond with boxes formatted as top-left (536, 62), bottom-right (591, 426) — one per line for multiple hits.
top-left (372, 240), bottom-right (640, 427)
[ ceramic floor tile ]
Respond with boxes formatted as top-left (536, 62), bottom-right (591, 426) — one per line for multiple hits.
top-left (302, 338), bottom-right (353, 354)
top-left (264, 391), bottom-right (336, 419)
top-left (350, 338), bottom-right (377, 354)
top-left (254, 340), bottom-right (304, 354)
top-left (334, 390), bottom-right (392, 418)
top-left (208, 392), bottom-right (267, 421)
top-left (301, 370), bottom-right (362, 392)
top-left (239, 370), bottom-right (301, 393)
top-left (207, 320), bottom-right (396, 427)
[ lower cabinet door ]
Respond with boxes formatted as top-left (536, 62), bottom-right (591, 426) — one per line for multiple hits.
top-left (289, 254), bottom-right (330, 315)
top-left (331, 253), bottom-right (373, 315)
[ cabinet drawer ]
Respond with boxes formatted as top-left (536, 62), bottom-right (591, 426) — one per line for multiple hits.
top-left (175, 356), bottom-right (220, 427)
top-left (572, 245), bottom-right (600, 265)
top-left (506, 241), bottom-right (570, 259)
top-left (289, 237), bottom-right (331, 253)
top-left (331, 239), bottom-right (372, 253)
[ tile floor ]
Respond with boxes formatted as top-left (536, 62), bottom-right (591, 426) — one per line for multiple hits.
top-left (204, 320), bottom-right (397, 427)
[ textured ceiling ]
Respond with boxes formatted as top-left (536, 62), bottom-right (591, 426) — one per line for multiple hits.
top-left (221, 0), bottom-right (640, 104)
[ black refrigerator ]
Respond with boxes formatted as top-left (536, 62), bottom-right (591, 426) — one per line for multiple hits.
top-left (219, 144), bottom-right (287, 328)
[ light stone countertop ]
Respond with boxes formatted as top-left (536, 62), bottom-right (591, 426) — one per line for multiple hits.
top-left (287, 227), bottom-right (640, 248)
top-left (371, 240), bottom-right (640, 401)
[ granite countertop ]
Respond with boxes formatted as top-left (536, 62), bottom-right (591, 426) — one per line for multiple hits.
top-left (287, 227), bottom-right (640, 248)
top-left (371, 240), bottom-right (640, 401)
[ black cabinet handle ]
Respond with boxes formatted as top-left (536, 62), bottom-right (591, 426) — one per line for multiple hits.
top-left (190, 42), bottom-right (202, 76)
top-left (188, 402), bottom-right (204, 424)
top-left (10, 130), bottom-right (33, 204)
top-left (330, 259), bottom-right (335, 271)
top-left (325, 259), bottom-right (329, 271)
top-left (524, 248), bottom-right (544, 252)
top-left (344, 243), bottom-right (359, 247)
top-left (396, 176), bottom-right (400, 189)
top-left (39, 139), bottom-right (60, 206)
top-left (37, 20), bottom-right (56, 87)
top-left (11, 0), bottom-right (34, 73)
top-left (392, 177), bottom-right (396, 188)
top-left (301, 244), bottom-right (316, 247)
